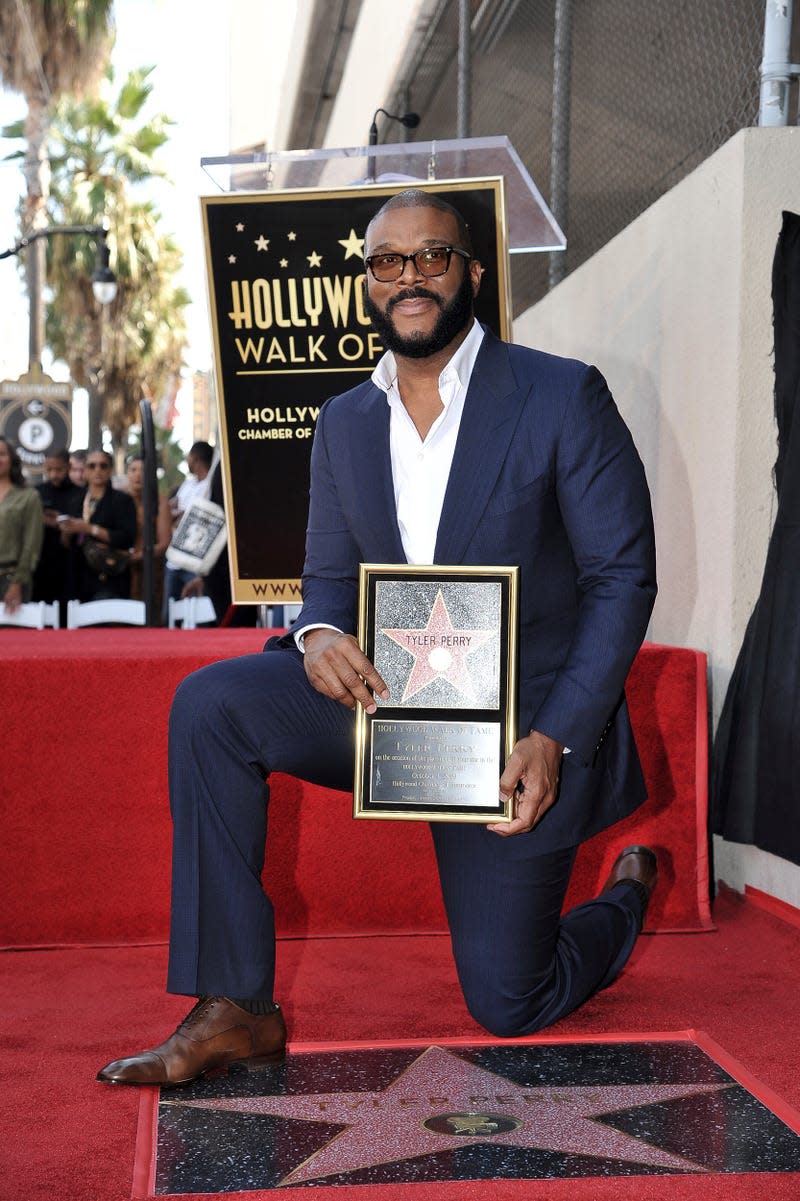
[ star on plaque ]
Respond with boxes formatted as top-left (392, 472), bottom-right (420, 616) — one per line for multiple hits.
top-left (338, 227), bottom-right (365, 259)
top-left (227, 254), bottom-right (236, 264)
top-left (287, 231), bottom-right (297, 241)
top-left (235, 222), bottom-right (245, 232)
top-left (381, 589), bottom-right (495, 703)
top-left (167, 1045), bottom-right (726, 1187)
top-left (254, 234), bottom-right (270, 251)
top-left (307, 250), bottom-right (323, 268)
top-left (280, 258), bottom-right (288, 268)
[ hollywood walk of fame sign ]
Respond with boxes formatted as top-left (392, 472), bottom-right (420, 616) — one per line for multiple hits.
top-left (353, 564), bottom-right (518, 822)
top-left (202, 179), bottom-right (511, 605)
top-left (138, 1037), bottom-right (800, 1194)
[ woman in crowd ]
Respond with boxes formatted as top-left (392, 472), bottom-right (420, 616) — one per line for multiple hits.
top-left (125, 455), bottom-right (172, 612)
top-left (0, 436), bottom-right (44, 613)
top-left (60, 449), bottom-right (137, 601)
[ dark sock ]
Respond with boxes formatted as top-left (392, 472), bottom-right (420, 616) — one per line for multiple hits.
top-left (230, 998), bottom-right (279, 1016)
top-left (608, 878), bottom-right (650, 926)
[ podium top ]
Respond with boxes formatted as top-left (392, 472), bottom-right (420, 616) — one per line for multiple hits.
top-left (200, 136), bottom-right (564, 255)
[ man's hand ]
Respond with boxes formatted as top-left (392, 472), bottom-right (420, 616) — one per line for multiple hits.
top-left (304, 629), bottom-right (389, 713)
top-left (180, 576), bottom-right (205, 599)
top-left (488, 730), bottom-right (564, 837)
top-left (1, 581), bottom-right (23, 614)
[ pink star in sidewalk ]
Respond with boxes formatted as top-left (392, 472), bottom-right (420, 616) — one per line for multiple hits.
top-left (381, 590), bottom-right (495, 703)
top-left (169, 1045), bottom-right (725, 1185)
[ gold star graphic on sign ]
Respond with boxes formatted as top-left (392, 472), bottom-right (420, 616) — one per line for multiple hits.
top-left (280, 258), bottom-right (289, 268)
top-left (235, 223), bottom-right (245, 232)
top-left (307, 250), bottom-right (323, 268)
top-left (254, 235), bottom-right (270, 251)
top-left (227, 254), bottom-right (236, 264)
top-left (338, 228), bottom-right (365, 260)
top-left (168, 1045), bottom-right (723, 1186)
top-left (287, 231), bottom-right (297, 241)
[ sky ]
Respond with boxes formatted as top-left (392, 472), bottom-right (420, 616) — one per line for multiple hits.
top-left (0, 0), bottom-right (233, 450)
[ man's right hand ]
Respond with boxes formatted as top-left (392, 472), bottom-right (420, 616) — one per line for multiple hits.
top-left (303, 629), bottom-right (389, 713)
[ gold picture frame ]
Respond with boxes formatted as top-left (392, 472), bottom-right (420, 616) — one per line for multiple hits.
top-left (354, 564), bottom-right (519, 823)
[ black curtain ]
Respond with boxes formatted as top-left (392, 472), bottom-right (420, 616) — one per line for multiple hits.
top-left (712, 211), bottom-right (800, 866)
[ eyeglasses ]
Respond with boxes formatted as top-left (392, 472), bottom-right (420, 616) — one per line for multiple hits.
top-left (86, 461), bottom-right (111, 470)
top-left (364, 245), bottom-right (471, 283)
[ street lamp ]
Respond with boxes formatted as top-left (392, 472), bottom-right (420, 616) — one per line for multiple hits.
top-left (90, 237), bottom-right (118, 306)
top-left (1, 224), bottom-right (119, 456)
top-left (0, 224), bottom-right (118, 368)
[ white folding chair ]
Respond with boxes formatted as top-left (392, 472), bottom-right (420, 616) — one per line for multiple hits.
top-left (0, 600), bottom-right (59, 629)
top-left (263, 603), bottom-right (302, 628)
top-left (168, 595), bottom-right (217, 629)
top-left (66, 599), bottom-right (146, 628)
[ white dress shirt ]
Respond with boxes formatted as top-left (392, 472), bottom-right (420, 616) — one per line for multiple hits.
top-left (295, 319), bottom-right (484, 647)
top-left (376, 318), bottom-right (485, 564)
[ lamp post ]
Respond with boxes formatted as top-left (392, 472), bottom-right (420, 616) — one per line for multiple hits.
top-left (1, 224), bottom-right (118, 452)
top-left (0, 224), bottom-right (118, 369)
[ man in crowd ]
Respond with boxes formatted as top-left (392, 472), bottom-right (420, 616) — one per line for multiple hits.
top-left (68, 449), bottom-right (87, 488)
top-left (99, 190), bottom-right (657, 1087)
top-left (162, 440), bottom-right (214, 622)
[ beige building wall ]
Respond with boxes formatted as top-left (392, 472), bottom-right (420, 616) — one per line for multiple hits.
top-left (515, 128), bottom-right (800, 909)
top-left (229, 1), bottom-right (316, 153)
top-left (322, 0), bottom-right (430, 150)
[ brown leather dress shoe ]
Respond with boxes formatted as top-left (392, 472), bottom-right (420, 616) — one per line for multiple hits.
top-left (601, 845), bottom-right (658, 912)
top-left (97, 996), bottom-right (286, 1087)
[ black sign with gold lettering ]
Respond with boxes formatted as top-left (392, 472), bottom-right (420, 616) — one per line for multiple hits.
top-left (202, 178), bottom-right (510, 604)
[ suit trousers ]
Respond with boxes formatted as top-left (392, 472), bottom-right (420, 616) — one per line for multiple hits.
top-left (166, 647), bottom-right (644, 1036)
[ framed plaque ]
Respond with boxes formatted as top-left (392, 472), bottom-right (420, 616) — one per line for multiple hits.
top-left (354, 565), bottom-right (519, 823)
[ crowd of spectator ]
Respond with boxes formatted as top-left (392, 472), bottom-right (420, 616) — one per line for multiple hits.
top-left (0, 436), bottom-right (220, 625)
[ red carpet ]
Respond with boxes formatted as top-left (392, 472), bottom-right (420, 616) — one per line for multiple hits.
top-left (1, 632), bottom-right (710, 946)
top-left (1, 888), bottom-right (799, 1200)
top-left (1, 629), bottom-right (736, 1197)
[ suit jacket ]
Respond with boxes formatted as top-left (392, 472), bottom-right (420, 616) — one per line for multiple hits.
top-left (71, 485), bottom-right (138, 601)
top-left (278, 330), bottom-right (657, 851)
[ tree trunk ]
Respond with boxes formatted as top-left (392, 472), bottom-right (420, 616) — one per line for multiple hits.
top-left (23, 95), bottom-right (51, 372)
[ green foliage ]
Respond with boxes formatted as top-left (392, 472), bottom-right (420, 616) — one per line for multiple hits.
top-left (0, 0), bottom-right (113, 105)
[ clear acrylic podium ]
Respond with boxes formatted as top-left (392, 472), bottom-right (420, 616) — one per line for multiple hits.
top-left (200, 135), bottom-right (565, 257)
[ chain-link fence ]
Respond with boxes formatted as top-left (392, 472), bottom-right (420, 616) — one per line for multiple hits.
top-left (386, 0), bottom-right (778, 316)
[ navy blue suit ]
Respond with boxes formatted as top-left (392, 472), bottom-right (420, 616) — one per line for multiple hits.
top-left (167, 331), bottom-right (657, 1035)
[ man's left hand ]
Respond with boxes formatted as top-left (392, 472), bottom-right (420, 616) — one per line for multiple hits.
top-left (488, 730), bottom-right (564, 837)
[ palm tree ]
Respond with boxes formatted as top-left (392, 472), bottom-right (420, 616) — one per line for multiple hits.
top-left (0, 0), bottom-right (113, 369)
top-left (40, 68), bottom-right (190, 451)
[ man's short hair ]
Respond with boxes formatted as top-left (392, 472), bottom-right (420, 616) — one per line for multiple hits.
top-left (188, 441), bottom-right (214, 469)
top-left (367, 189), bottom-right (474, 257)
top-left (45, 449), bottom-right (70, 466)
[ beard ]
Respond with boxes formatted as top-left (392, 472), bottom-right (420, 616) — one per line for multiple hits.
top-left (363, 267), bottom-right (475, 359)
